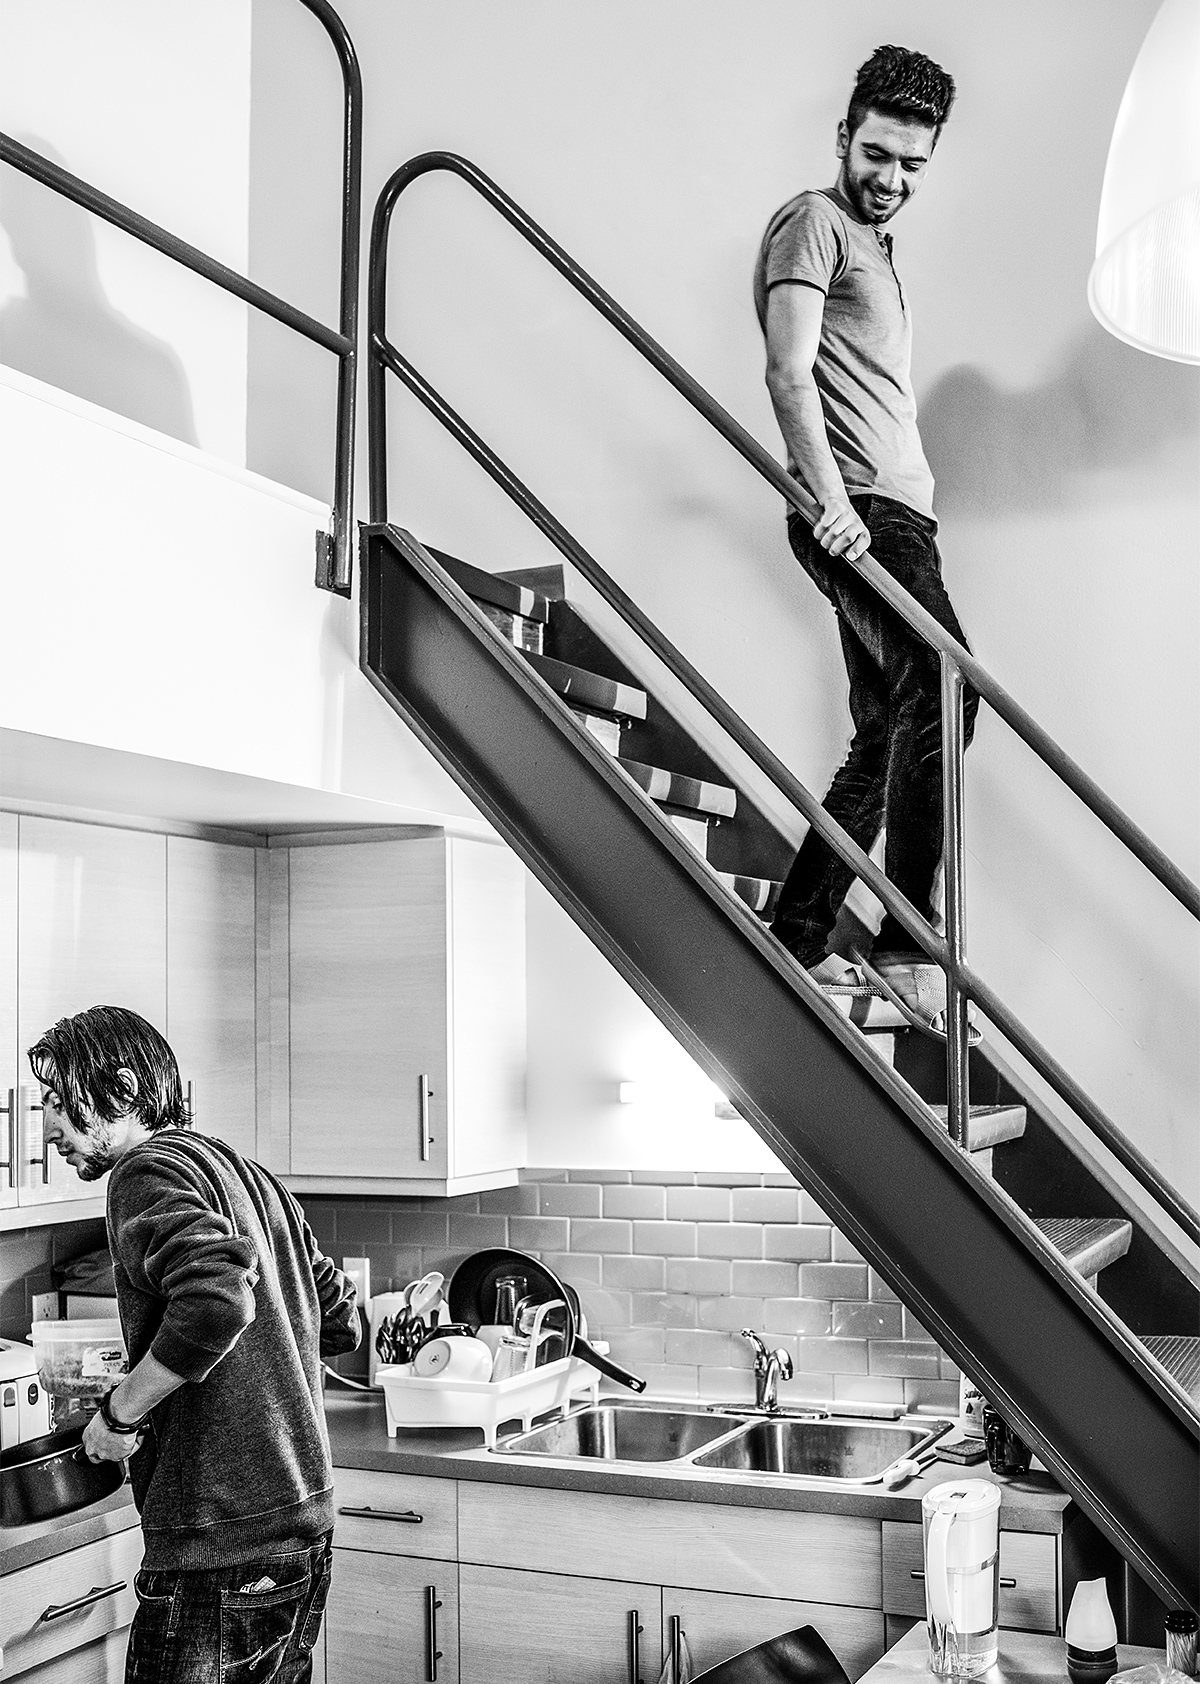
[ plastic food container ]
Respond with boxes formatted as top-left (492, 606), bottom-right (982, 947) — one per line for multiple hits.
top-left (29, 1319), bottom-right (126, 1400)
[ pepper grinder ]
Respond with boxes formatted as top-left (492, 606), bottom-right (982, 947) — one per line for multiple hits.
top-left (1065, 1579), bottom-right (1118, 1684)
top-left (1165, 1610), bottom-right (1198, 1678)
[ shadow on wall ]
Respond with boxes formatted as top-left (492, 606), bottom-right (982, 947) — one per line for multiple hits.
top-left (0, 137), bottom-right (197, 446)
top-left (921, 322), bottom-right (1200, 515)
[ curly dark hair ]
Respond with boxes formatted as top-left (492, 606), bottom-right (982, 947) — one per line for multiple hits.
top-left (28, 1006), bottom-right (191, 1134)
top-left (847, 44), bottom-right (956, 141)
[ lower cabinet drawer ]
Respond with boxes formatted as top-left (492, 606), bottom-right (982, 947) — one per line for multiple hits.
top-left (882, 1523), bottom-right (1059, 1633)
top-left (1, 1526), bottom-right (142, 1680)
top-left (332, 1468), bottom-right (457, 1561)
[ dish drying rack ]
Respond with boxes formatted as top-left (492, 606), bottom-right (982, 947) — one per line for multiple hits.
top-left (376, 1348), bottom-right (606, 1445)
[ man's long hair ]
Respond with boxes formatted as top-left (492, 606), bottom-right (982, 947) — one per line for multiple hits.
top-left (847, 44), bottom-right (956, 141)
top-left (28, 1006), bottom-right (191, 1134)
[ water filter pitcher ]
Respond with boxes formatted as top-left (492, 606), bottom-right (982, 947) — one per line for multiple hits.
top-left (922, 1479), bottom-right (1002, 1675)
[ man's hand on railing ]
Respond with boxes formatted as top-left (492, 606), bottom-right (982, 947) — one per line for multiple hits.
top-left (813, 496), bottom-right (871, 561)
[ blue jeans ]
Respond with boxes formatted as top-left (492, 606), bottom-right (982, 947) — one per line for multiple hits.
top-left (125, 1533), bottom-right (332, 1684)
top-left (771, 495), bottom-right (978, 967)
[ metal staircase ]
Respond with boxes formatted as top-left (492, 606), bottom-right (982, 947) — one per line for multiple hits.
top-left (359, 154), bottom-right (1199, 1617)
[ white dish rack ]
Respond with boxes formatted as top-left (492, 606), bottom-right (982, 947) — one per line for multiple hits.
top-left (377, 1350), bottom-right (605, 1446)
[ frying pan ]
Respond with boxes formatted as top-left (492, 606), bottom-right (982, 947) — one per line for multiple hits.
top-left (448, 1249), bottom-right (647, 1393)
top-left (0, 1422), bottom-right (126, 1525)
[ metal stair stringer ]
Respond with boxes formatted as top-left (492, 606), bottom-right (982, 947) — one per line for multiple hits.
top-left (362, 523), bottom-right (1199, 1614)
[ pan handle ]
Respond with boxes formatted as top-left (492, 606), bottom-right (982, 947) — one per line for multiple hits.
top-left (572, 1335), bottom-right (647, 1393)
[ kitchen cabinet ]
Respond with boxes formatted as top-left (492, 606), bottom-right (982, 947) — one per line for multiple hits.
top-left (663, 1588), bottom-right (884, 1681)
top-left (327, 1546), bottom-right (459, 1684)
top-left (324, 1469), bottom-right (460, 1682)
top-left (883, 1522), bottom-right (1059, 1634)
top-left (165, 836), bottom-right (256, 1157)
top-left (0, 1524), bottom-right (141, 1679)
top-left (0, 814), bottom-right (260, 1228)
top-left (284, 834), bottom-right (526, 1194)
top-left (14, 817), bottom-right (166, 1214)
top-left (458, 1561), bottom-right (660, 1684)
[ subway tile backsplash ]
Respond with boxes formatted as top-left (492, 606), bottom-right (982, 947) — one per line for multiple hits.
top-left (302, 1169), bottom-right (959, 1412)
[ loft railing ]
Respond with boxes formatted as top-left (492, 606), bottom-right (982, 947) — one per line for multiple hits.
top-left (0, 0), bottom-right (361, 597)
top-left (366, 150), bottom-right (1200, 1259)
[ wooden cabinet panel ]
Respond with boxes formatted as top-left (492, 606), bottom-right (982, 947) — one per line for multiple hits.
top-left (665, 1587), bottom-right (885, 1683)
top-left (11, 1630), bottom-right (129, 1684)
top-left (0, 1526), bottom-right (141, 1679)
top-left (16, 818), bottom-right (166, 1208)
top-left (332, 1469), bottom-right (458, 1562)
top-left (326, 1548), bottom-right (458, 1684)
top-left (458, 1562), bottom-right (659, 1684)
top-left (882, 1523), bottom-right (1059, 1632)
top-left (288, 840), bottom-right (449, 1179)
top-left (458, 1483), bottom-right (881, 1609)
top-left (0, 813), bottom-right (17, 1211)
top-left (165, 836), bottom-right (256, 1157)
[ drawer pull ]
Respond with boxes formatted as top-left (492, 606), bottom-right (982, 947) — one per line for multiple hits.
top-left (338, 1505), bottom-right (423, 1524)
top-left (424, 1584), bottom-right (443, 1682)
top-left (910, 1570), bottom-right (1017, 1589)
top-left (39, 1581), bottom-right (126, 1623)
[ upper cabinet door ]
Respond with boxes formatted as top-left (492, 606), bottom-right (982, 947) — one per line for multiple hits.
top-left (16, 817), bottom-right (167, 1207)
top-left (0, 814), bottom-right (18, 1211)
top-left (166, 837), bottom-right (257, 1160)
top-left (288, 838), bottom-right (450, 1180)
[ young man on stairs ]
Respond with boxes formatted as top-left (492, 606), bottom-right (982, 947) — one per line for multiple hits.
top-left (754, 43), bottom-right (979, 1038)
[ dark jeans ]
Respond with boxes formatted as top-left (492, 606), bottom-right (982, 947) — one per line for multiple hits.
top-left (125, 1533), bottom-right (332, 1684)
top-left (771, 495), bottom-right (978, 968)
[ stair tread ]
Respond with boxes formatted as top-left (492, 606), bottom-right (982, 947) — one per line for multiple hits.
top-left (931, 1102), bottom-right (1027, 1153)
top-left (526, 652), bottom-right (648, 720)
top-left (618, 757), bottom-right (737, 819)
top-left (429, 546), bottom-right (550, 623)
top-left (1035, 1216), bottom-right (1133, 1277)
top-left (1142, 1335), bottom-right (1200, 1405)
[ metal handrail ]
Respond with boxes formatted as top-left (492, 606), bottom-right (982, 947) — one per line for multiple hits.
top-left (0, 0), bottom-right (361, 597)
top-left (366, 150), bottom-right (1200, 1250)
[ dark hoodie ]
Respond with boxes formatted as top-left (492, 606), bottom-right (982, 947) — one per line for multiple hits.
top-left (106, 1129), bottom-right (359, 1570)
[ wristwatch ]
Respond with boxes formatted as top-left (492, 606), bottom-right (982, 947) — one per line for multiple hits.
top-left (98, 1389), bottom-right (148, 1435)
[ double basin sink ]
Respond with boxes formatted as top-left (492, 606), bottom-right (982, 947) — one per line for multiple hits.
top-left (496, 1402), bottom-right (949, 1485)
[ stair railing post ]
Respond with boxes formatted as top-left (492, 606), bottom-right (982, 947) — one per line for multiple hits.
top-left (941, 654), bottom-right (970, 1147)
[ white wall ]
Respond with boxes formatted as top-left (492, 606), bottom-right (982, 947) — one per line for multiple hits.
top-left (0, 0), bottom-right (252, 464)
top-left (247, 1), bottom-right (1199, 1187)
top-left (0, 365), bottom-right (481, 827)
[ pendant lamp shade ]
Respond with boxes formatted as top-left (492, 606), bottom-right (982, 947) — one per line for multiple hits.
top-left (1088, 0), bottom-right (1200, 363)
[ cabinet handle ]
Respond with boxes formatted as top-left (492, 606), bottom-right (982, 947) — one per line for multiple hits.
top-left (419, 1073), bottom-right (433, 1162)
top-left (424, 1584), bottom-right (443, 1682)
top-left (337, 1505), bottom-right (423, 1524)
top-left (909, 1570), bottom-right (1017, 1589)
top-left (669, 1614), bottom-right (684, 1684)
top-left (628, 1608), bottom-right (644, 1684)
top-left (39, 1581), bottom-right (126, 1623)
top-left (0, 1090), bottom-right (15, 1188)
top-left (185, 1080), bottom-right (196, 1123)
top-left (21, 1089), bottom-right (48, 1183)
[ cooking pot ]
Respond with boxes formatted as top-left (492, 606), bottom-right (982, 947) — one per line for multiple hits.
top-left (1, 1422), bottom-right (126, 1526)
top-left (448, 1249), bottom-right (647, 1393)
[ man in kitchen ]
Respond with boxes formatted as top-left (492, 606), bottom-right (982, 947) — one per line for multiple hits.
top-left (29, 1004), bottom-right (360, 1683)
top-left (756, 43), bottom-right (979, 1035)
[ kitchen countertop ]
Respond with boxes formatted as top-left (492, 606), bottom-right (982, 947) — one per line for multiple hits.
top-left (0, 1483), bottom-right (138, 1577)
top-left (0, 1391), bottom-right (1075, 1577)
top-left (859, 1621), bottom-right (1163, 1684)
top-left (322, 1391), bottom-right (1074, 1531)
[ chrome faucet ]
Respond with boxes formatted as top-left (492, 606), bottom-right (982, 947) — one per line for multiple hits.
top-left (741, 1328), bottom-right (794, 1413)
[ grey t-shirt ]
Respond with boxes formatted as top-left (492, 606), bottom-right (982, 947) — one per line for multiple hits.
top-left (753, 186), bottom-right (936, 523)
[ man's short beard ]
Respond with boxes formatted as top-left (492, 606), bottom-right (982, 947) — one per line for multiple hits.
top-left (74, 1120), bottom-right (119, 1181)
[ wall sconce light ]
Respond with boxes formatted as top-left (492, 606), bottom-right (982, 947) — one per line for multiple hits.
top-left (1088, 0), bottom-right (1200, 363)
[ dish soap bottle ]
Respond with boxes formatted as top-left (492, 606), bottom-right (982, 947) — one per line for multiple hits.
top-left (1065, 1579), bottom-right (1118, 1684)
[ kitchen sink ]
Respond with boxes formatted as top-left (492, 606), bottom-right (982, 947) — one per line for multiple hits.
top-left (498, 1404), bottom-right (746, 1462)
top-left (495, 1402), bottom-right (952, 1484)
top-left (693, 1417), bottom-right (934, 1480)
